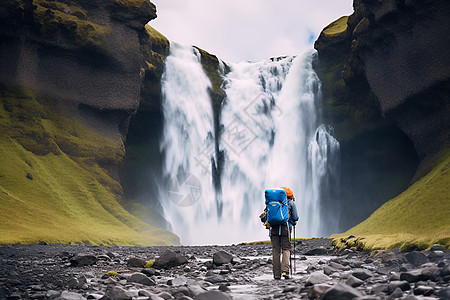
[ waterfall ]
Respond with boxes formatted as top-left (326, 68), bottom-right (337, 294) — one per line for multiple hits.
top-left (159, 46), bottom-right (340, 245)
top-left (159, 42), bottom-right (216, 244)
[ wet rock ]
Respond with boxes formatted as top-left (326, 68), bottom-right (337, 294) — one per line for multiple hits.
top-left (167, 276), bottom-right (187, 287)
top-left (428, 250), bottom-right (444, 260)
top-left (321, 283), bottom-right (363, 300)
top-left (387, 281), bottom-right (410, 294)
top-left (103, 286), bottom-right (131, 300)
top-left (352, 268), bottom-right (373, 281)
top-left (128, 273), bottom-right (156, 286)
top-left (430, 244), bottom-right (444, 251)
top-left (305, 248), bottom-right (329, 256)
top-left (70, 253), bottom-right (97, 267)
top-left (438, 287), bottom-right (450, 299)
top-left (413, 285), bottom-right (434, 296)
top-left (127, 257), bottom-right (146, 268)
top-left (388, 287), bottom-right (403, 299)
top-left (307, 284), bottom-right (331, 299)
top-left (213, 251), bottom-right (233, 266)
top-left (141, 268), bottom-right (160, 277)
top-left (346, 275), bottom-right (364, 287)
top-left (404, 252), bottom-right (428, 267)
top-left (194, 290), bottom-right (231, 300)
top-left (57, 291), bottom-right (85, 300)
top-left (306, 271), bottom-right (330, 286)
top-left (152, 250), bottom-right (188, 269)
top-left (400, 270), bottom-right (424, 283)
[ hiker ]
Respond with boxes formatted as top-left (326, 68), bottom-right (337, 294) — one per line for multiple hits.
top-left (260, 187), bottom-right (299, 280)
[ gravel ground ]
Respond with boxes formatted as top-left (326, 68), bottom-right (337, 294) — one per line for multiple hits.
top-left (0, 239), bottom-right (448, 299)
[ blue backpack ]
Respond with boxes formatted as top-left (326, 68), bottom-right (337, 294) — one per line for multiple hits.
top-left (265, 188), bottom-right (289, 226)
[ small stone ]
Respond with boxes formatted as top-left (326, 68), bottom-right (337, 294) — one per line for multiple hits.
top-left (56, 291), bottom-right (85, 300)
top-left (321, 283), bottom-right (363, 300)
top-left (218, 284), bottom-right (230, 292)
top-left (306, 271), bottom-right (330, 286)
top-left (38, 241), bottom-right (47, 245)
top-left (404, 251), bottom-right (428, 267)
top-left (438, 287), bottom-right (450, 300)
top-left (413, 285), bottom-right (434, 296)
top-left (168, 276), bottom-right (187, 287)
top-left (104, 287), bottom-right (131, 300)
top-left (127, 257), bottom-right (147, 268)
top-left (429, 244), bottom-right (443, 251)
top-left (70, 253), bottom-right (97, 267)
top-left (141, 268), bottom-right (159, 277)
top-left (307, 284), bottom-right (331, 299)
top-left (157, 291), bottom-right (173, 300)
top-left (128, 273), bottom-right (156, 286)
top-left (400, 270), bottom-right (424, 283)
top-left (153, 250), bottom-right (188, 269)
top-left (352, 268), bottom-right (373, 280)
top-left (387, 281), bottom-right (410, 294)
top-left (26, 173), bottom-right (33, 180)
top-left (323, 265), bottom-right (337, 275)
top-left (305, 248), bottom-right (329, 256)
top-left (388, 287), bottom-right (403, 299)
top-left (346, 275), bottom-right (364, 287)
top-left (428, 251), bottom-right (444, 260)
top-left (213, 251), bottom-right (233, 266)
top-left (194, 290), bottom-right (232, 300)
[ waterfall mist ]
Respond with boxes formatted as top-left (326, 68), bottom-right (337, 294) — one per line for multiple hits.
top-left (159, 45), bottom-right (340, 245)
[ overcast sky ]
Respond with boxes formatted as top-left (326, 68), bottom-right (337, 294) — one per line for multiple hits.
top-left (149, 0), bottom-right (354, 63)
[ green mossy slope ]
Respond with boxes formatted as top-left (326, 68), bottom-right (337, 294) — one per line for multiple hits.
top-left (332, 149), bottom-right (450, 251)
top-left (0, 86), bottom-right (179, 245)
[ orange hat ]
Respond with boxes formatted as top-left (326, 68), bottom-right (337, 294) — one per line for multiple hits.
top-left (280, 187), bottom-right (293, 199)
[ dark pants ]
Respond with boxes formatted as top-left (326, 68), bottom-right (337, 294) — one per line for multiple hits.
top-left (270, 226), bottom-right (291, 279)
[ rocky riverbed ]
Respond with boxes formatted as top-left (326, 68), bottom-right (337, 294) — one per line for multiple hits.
top-left (0, 239), bottom-right (449, 300)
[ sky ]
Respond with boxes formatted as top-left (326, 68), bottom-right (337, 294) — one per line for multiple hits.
top-left (149, 0), bottom-right (354, 63)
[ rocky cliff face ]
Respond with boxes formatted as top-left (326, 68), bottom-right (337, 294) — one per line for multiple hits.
top-left (316, 0), bottom-right (450, 160)
top-left (314, 0), bottom-right (449, 231)
top-left (0, 0), bottom-right (156, 142)
top-left (0, 0), bottom-right (179, 245)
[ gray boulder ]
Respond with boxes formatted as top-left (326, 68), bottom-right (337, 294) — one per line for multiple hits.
top-left (103, 286), bottom-right (131, 300)
top-left (346, 275), bottom-right (364, 287)
top-left (352, 268), bottom-right (373, 281)
top-left (70, 253), bottom-right (97, 267)
top-left (128, 273), bottom-right (156, 286)
top-left (194, 290), bottom-right (231, 300)
top-left (387, 281), bottom-right (410, 294)
top-left (321, 283), bottom-right (363, 300)
top-left (213, 250), bottom-right (233, 266)
top-left (306, 271), bottom-right (330, 286)
top-left (57, 291), bottom-right (85, 300)
top-left (152, 250), bottom-right (188, 269)
top-left (127, 257), bottom-right (146, 268)
top-left (308, 284), bottom-right (331, 299)
top-left (404, 251), bottom-right (428, 267)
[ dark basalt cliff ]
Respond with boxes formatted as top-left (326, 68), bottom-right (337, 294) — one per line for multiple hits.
top-left (314, 0), bottom-right (449, 231)
top-left (0, 0), bottom-right (180, 245)
top-left (0, 0), bottom-right (157, 142)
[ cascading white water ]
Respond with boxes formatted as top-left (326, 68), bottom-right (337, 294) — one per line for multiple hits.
top-left (159, 42), bottom-right (217, 244)
top-left (159, 45), bottom-right (340, 244)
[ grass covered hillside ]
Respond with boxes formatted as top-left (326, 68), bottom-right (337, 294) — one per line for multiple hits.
top-left (333, 149), bottom-right (450, 251)
top-left (0, 85), bottom-right (179, 246)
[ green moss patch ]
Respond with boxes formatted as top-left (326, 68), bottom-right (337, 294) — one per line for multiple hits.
top-left (322, 16), bottom-right (349, 38)
top-left (0, 86), bottom-right (179, 246)
top-left (332, 148), bottom-right (450, 251)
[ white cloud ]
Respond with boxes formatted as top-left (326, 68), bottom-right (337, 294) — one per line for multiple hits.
top-left (150, 0), bottom-right (354, 63)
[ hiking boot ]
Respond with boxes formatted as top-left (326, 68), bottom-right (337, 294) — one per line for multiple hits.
top-left (282, 272), bottom-right (290, 279)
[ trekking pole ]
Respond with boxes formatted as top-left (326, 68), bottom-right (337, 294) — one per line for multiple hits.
top-left (289, 226), bottom-right (293, 277)
top-left (293, 225), bottom-right (296, 273)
